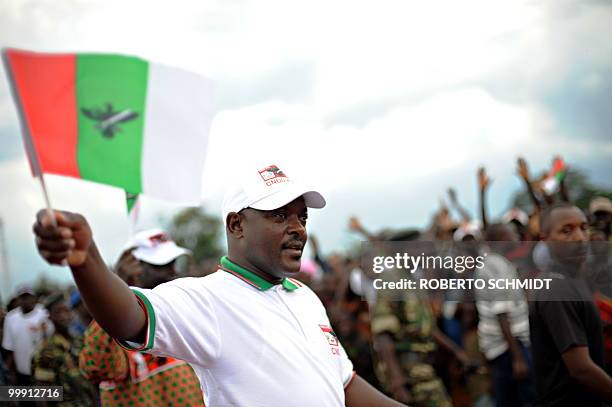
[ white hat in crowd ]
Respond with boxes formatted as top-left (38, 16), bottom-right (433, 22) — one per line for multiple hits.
top-left (124, 229), bottom-right (191, 265)
top-left (590, 197), bottom-right (612, 215)
top-left (453, 220), bottom-right (483, 241)
top-left (501, 208), bottom-right (529, 226)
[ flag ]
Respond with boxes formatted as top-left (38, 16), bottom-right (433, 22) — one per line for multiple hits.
top-left (542, 157), bottom-right (566, 195)
top-left (3, 48), bottom-right (215, 205)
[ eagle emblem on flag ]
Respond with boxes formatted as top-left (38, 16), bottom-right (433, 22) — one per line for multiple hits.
top-left (81, 103), bottom-right (139, 138)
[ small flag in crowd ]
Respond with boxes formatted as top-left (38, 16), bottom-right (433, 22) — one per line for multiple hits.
top-left (3, 48), bottom-right (215, 205)
top-left (542, 157), bottom-right (566, 195)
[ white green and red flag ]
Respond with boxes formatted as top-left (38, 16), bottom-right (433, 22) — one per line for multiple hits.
top-left (542, 157), bottom-right (567, 195)
top-left (2, 48), bottom-right (215, 205)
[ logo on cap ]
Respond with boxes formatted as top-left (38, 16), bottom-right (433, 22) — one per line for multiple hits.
top-left (259, 165), bottom-right (289, 186)
top-left (148, 232), bottom-right (170, 247)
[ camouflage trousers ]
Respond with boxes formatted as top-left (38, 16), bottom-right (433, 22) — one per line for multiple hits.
top-left (377, 352), bottom-right (452, 407)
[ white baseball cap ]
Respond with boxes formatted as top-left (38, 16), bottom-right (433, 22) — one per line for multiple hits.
top-left (221, 164), bottom-right (326, 224)
top-left (501, 208), bottom-right (529, 226)
top-left (453, 220), bottom-right (483, 241)
top-left (123, 229), bottom-right (191, 265)
top-left (590, 197), bottom-right (612, 215)
top-left (16, 285), bottom-right (35, 297)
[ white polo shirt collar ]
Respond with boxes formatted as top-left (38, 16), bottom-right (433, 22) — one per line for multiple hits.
top-left (218, 256), bottom-right (302, 291)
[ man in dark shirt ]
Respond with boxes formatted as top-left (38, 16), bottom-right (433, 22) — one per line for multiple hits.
top-left (529, 203), bottom-right (612, 406)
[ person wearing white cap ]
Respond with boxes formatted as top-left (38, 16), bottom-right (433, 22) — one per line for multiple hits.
top-left (453, 220), bottom-right (483, 241)
top-left (32, 164), bottom-right (406, 406)
top-left (116, 229), bottom-right (191, 288)
top-left (590, 196), bottom-right (612, 238)
top-left (125, 229), bottom-right (190, 265)
top-left (79, 230), bottom-right (204, 407)
top-left (2, 286), bottom-right (52, 385)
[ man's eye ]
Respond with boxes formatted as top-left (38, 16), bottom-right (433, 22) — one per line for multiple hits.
top-left (273, 213), bottom-right (287, 220)
top-left (300, 216), bottom-right (308, 223)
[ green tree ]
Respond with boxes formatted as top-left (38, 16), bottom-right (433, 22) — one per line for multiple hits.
top-left (167, 207), bottom-right (224, 265)
top-left (33, 274), bottom-right (60, 297)
top-left (511, 167), bottom-right (612, 213)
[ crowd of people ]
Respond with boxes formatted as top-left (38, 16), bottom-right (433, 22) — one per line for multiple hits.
top-left (0, 156), bottom-right (611, 406)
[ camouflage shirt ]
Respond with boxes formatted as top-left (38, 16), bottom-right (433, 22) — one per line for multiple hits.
top-left (371, 272), bottom-right (436, 354)
top-left (33, 332), bottom-right (97, 406)
top-left (371, 275), bottom-right (452, 407)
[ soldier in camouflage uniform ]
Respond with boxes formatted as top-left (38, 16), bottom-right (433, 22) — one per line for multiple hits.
top-left (32, 294), bottom-right (97, 406)
top-left (371, 269), bottom-right (453, 407)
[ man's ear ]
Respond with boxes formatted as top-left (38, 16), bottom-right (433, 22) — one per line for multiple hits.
top-left (227, 212), bottom-right (244, 238)
top-left (127, 272), bottom-right (142, 287)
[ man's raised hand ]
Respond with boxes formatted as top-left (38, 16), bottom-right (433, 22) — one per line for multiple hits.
top-left (348, 216), bottom-right (362, 232)
top-left (517, 157), bottom-right (530, 181)
top-left (478, 167), bottom-right (491, 191)
top-left (33, 210), bottom-right (92, 267)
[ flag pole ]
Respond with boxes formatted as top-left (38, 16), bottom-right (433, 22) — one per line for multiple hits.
top-left (2, 48), bottom-right (57, 227)
top-left (38, 174), bottom-right (57, 228)
top-left (126, 192), bottom-right (140, 237)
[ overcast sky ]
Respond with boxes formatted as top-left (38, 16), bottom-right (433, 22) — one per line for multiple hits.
top-left (1, 0), bottom-right (611, 300)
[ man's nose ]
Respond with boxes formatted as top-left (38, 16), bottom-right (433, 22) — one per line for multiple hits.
top-left (571, 227), bottom-right (588, 242)
top-left (286, 214), bottom-right (306, 238)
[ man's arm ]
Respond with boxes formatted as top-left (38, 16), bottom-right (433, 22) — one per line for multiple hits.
top-left (348, 217), bottom-right (377, 241)
top-left (447, 188), bottom-right (471, 223)
top-left (561, 346), bottom-right (612, 403)
top-left (517, 157), bottom-right (542, 212)
top-left (308, 235), bottom-right (332, 274)
top-left (497, 313), bottom-right (528, 380)
top-left (558, 165), bottom-right (570, 203)
top-left (478, 167), bottom-right (490, 230)
top-left (33, 210), bottom-right (146, 342)
top-left (345, 374), bottom-right (407, 407)
top-left (432, 328), bottom-right (471, 366)
top-left (374, 334), bottom-right (411, 404)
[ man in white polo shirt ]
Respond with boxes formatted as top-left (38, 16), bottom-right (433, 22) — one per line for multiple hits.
top-left (2, 286), bottom-right (52, 385)
top-left (32, 164), bottom-right (405, 406)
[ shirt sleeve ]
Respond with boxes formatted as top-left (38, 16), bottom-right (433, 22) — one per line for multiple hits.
top-left (117, 280), bottom-right (221, 367)
top-left (79, 321), bottom-right (128, 383)
top-left (538, 300), bottom-right (588, 353)
top-left (306, 285), bottom-right (355, 388)
top-left (488, 300), bottom-right (515, 315)
top-left (338, 341), bottom-right (356, 388)
top-left (476, 255), bottom-right (518, 311)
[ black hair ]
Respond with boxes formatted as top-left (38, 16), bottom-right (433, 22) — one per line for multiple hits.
top-left (44, 293), bottom-right (66, 312)
top-left (485, 223), bottom-right (513, 241)
top-left (388, 229), bottom-right (421, 242)
top-left (539, 202), bottom-right (582, 235)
